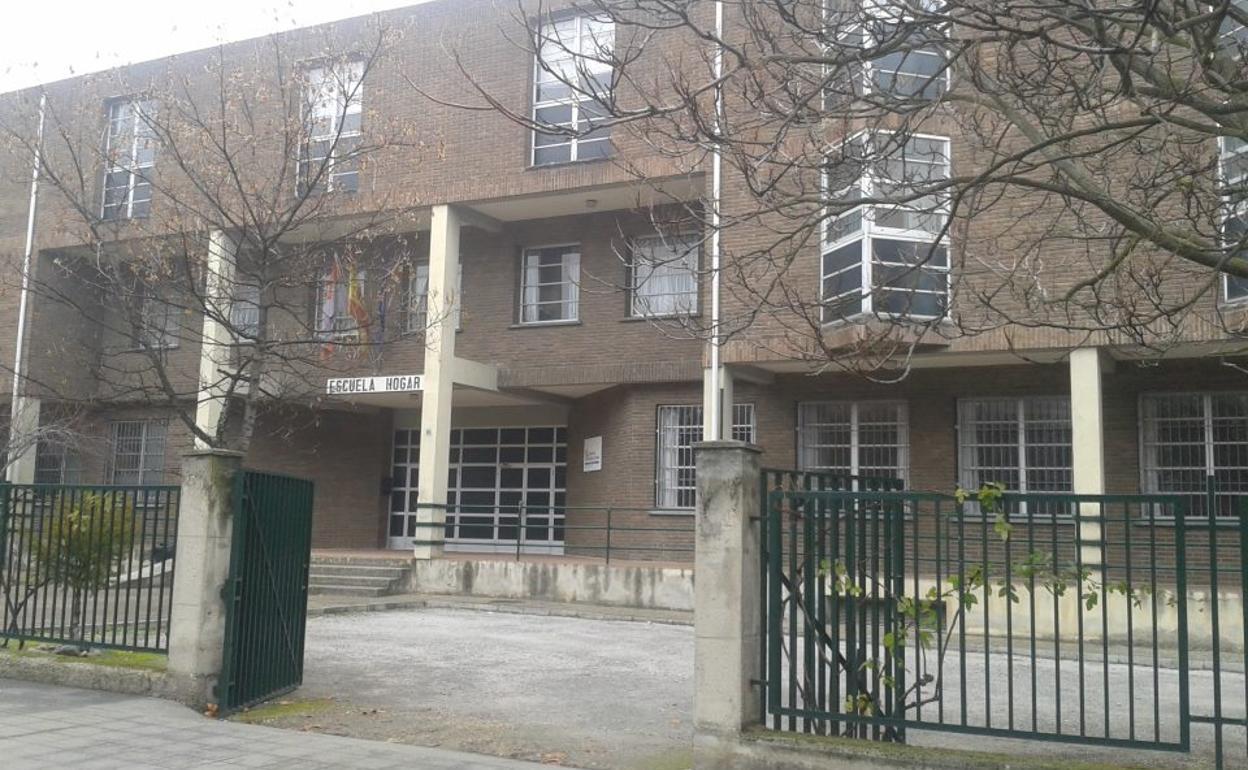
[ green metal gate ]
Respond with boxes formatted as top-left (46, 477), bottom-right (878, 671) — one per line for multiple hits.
top-left (218, 470), bottom-right (315, 713)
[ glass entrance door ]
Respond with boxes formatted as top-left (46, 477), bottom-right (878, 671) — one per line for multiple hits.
top-left (387, 425), bottom-right (568, 552)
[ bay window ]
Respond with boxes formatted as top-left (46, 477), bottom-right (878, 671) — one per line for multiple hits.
top-left (656, 404), bottom-right (755, 509)
top-left (1219, 136), bottom-right (1248, 302)
top-left (798, 400), bottom-right (908, 483)
top-left (822, 132), bottom-right (950, 321)
top-left (532, 13), bottom-right (614, 165)
top-left (827, 0), bottom-right (948, 104)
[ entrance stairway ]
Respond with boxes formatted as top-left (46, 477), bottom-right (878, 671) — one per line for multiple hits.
top-left (307, 554), bottom-right (411, 597)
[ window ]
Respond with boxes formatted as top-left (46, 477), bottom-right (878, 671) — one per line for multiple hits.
top-left (656, 403), bottom-right (755, 509)
top-left (33, 438), bottom-right (81, 485)
top-left (299, 61), bottom-right (364, 194)
top-left (532, 13), bottom-right (614, 165)
top-left (136, 290), bottom-right (179, 349)
top-left (108, 420), bottom-right (167, 485)
top-left (957, 397), bottom-right (1073, 515)
top-left (316, 264), bottom-right (367, 339)
top-left (822, 132), bottom-right (950, 321)
top-left (1219, 137), bottom-right (1248, 302)
top-left (1141, 393), bottom-right (1248, 518)
top-left (102, 98), bottom-right (157, 220)
top-left (407, 262), bottom-right (464, 333)
top-left (827, 0), bottom-right (948, 104)
top-left (521, 245), bottom-right (580, 323)
top-left (798, 401), bottom-right (908, 482)
top-left (630, 234), bottom-right (699, 317)
top-left (231, 280), bottom-right (261, 338)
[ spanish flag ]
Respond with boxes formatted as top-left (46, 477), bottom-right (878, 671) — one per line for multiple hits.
top-left (347, 264), bottom-right (370, 344)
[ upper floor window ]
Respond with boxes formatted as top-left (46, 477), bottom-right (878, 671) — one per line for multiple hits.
top-left (108, 419), bottom-right (167, 485)
top-left (316, 263), bottom-right (368, 339)
top-left (798, 400), bottom-right (908, 483)
top-left (299, 61), bottom-right (364, 195)
top-left (1141, 392), bottom-right (1248, 519)
top-left (822, 132), bottom-right (950, 321)
top-left (656, 403), bottom-right (755, 509)
top-left (407, 262), bottom-right (464, 333)
top-left (828, 0), bottom-right (948, 104)
top-left (136, 290), bottom-right (179, 349)
top-left (521, 245), bottom-right (580, 324)
top-left (630, 234), bottom-right (699, 318)
top-left (957, 397), bottom-right (1072, 516)
top-left (231, 280), bottom-right (261, 339)
top-left (1219, 136), bottom-right (1248, 302)
top-left (532, 13), bottom-right (614, 165)
top-left (102, 98), bottom-right (158, 220)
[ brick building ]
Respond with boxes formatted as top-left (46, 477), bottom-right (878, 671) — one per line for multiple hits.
top-left (0, 0), bottom-right (1245, 559)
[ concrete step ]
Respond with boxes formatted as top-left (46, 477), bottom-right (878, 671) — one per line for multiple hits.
top-left (307, 583), bottom-right (391, 597)
top-left (309, 565), bottom-right (409, 580)
top-left (310, 554), bottom-right (412, 568)
top-left (308, 574), bottom-right (400, 588)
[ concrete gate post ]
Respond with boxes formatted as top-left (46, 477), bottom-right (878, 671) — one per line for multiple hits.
top-left (167, 449), bottom-right (243, 707)
top-left (692, 440), bottom-right (763, 766)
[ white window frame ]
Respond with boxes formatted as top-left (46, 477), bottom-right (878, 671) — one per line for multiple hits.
top-left (1218, 136), bottom-right (1248, 303)
top-left (108, 419), bottom-right (167, 486)
top-left (520, 244), bottom-right (581, 324)
top-left (824, 0), bottom-right (949, 107)
top-left (821, 131), bottom-right (951, 323)
top-left (136, 290), bottom-right (179, 350)
top-left (407, 262), bottom-right (464, 333)
top-left (655, 403), bottom-right (756, 511)
top-left (629, 233), bottom-right (700, 318)
top-left (956, 396), bottom-right (1074, 517)
top-left (231, 280), bottom-right (261, 339)
top-left (102, 97), bottom-right (157, 220)
top-left (299, 60), bottom-right (364, 194)
top-left (1140, 391), bottom-right (1248, 519)
top-left (797, 400), bottom-right (909, 484)
top-left (531, 12), bottom-right (614, 166)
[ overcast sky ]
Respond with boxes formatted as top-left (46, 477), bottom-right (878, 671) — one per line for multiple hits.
top-left (1, 0), bottom-right (433, 93)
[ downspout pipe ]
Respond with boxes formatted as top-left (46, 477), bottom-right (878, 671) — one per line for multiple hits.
top-left (8, 92), bottom-right (46, 481)
top-left (707, 0), bottom-right (725, 440)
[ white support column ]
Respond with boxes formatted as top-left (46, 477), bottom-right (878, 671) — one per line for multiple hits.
top-left (7, 396), bottom-right (40, 484)
top-left (414, 204), bottom-right (461, 560)
top-left (702, 366), bottom-right (734, 441)
top-left (1070, 347), bottom-right (1108, 569)
top-left (194, 230), bottom-right (237, 449)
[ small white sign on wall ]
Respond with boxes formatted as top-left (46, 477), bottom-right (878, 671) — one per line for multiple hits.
top-left (583, 435), bottom-right (603, 473)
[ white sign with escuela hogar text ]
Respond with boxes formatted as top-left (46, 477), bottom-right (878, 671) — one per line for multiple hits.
top-left (326, 374), bottom-right (424, 396)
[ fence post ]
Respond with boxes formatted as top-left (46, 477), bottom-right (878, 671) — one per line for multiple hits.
top-left (167, 449), bottom-right (243, 709)
top-left (692, 439), bottom-right (763, 766)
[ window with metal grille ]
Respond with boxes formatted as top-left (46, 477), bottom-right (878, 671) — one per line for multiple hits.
top-left (826, 1), bottom-right (949, 106)
top-left (521, 245), bottom-right (580, 323)
top-left (630, 234), bottom-right (699, 317)
top-left (1141, 393), bottom-right (1248, 518)
top-left (108, 420), bottom-right (167, 485)
top-left (102, 97), bottom-right (157, 220)
top-left (656, 404), bottom-right (755, 510)
top-left (532, 13), bottom-right (613, 165)
top-left (407, 262), bottom-right (463, 333)
top-left (33, 438), bottom-right (81, 485)
top-left (299, 61), bottom-right (363, 195)
top-left (822, 132), bottom-right (950, 322)
top-left (798, 401), bottom-right (908, 482)
top-left (957, 397), bottom-right (1073, 516)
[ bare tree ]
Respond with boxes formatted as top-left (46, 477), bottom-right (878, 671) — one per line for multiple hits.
top-left (0, 17), bottom-right (445, 458)
top-left (425, 0), bottom-right (1248, 373)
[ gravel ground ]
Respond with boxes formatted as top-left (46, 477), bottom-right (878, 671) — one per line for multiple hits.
top-left (274, 608), bottom-right (694, 770)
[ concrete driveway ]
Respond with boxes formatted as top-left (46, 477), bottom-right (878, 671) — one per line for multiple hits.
top-left (270, 608), bottom-right (694, 770)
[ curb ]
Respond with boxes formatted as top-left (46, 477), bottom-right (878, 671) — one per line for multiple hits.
top-left (307, 595), bottom-right (695, 626)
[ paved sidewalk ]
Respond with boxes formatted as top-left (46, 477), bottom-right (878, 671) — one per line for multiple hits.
top-left (0, 678), bottom-right (551, 769)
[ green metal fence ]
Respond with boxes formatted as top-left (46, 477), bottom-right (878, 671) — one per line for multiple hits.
top-left (0, 483), bottom-right (180, 652)
top-left (218, 470), bottom-right (314, 714)
top-left (759, 482), bottom-right (1232, 758)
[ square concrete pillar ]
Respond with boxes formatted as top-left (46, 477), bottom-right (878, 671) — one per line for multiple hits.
top-left (693, 440), bottom-right (763, 739)
top-left (168, 449), bottom-right (243, 706)
top-left (194, 229), bottom-right (238, 449)
top-left (1070, 347), bottom-right (1110, 569)
top-left (6, 395), bottom-right (40, 483)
